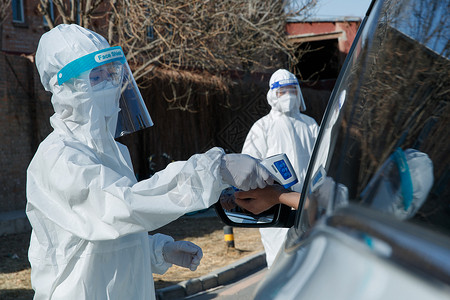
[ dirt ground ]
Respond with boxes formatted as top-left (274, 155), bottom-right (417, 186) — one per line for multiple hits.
top-left (0, 214), bottom-right (263, 299)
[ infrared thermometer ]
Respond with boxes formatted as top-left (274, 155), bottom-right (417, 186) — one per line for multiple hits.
top-left (261, 153), bottom-right (298, 189)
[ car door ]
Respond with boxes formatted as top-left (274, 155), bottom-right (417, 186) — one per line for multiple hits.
top-left (252, 0), bottom-right (450, 298)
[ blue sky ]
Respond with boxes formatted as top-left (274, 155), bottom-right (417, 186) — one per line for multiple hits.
top-left (307, 0), bottom-right (373, 19)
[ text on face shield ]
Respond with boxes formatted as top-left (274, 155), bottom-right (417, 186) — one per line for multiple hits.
top-left (95, 49), bottom-right (124, 63)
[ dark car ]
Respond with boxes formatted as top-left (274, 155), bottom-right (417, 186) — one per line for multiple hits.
top-left (215, 0), bottom-right (449, 298)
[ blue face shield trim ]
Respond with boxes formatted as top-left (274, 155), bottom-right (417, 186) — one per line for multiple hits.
top-left (270, 79), bottom-right (299, 90)
top-left (57, 46), bottom-right (153, 138)
top-left (391, 148), bottom-right (414, 210)
top-left (57, 46), bottom-right (126, 85)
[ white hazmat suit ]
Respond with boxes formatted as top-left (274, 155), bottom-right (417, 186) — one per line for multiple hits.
top-left (242, 69), bottom-right (319, 267)
top-left (26, 24), bottom-right (272, 300)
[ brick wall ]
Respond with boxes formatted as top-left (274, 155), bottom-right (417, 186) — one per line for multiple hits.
top-left (0, 0), bottom-right (52, 214)
top-left (0, 52), bottom-right (53, 212)
top-left (2, 0), bottom-right (45, 54)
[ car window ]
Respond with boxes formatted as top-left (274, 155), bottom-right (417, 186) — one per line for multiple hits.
top-left (298, 0), bottom-right (449, 234)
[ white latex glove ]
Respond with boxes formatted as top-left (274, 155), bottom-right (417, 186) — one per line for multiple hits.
top-left (162, 241), bottom-right (203, 271)
top-left (220, 154), bottom-right (274, 191)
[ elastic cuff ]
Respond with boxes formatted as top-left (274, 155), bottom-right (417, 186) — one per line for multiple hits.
top-left (149, 233), bottom-right (174, 275)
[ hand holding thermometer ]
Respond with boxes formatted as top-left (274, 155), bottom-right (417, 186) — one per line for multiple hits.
top-left (261, 153), bottom-right (298, 189)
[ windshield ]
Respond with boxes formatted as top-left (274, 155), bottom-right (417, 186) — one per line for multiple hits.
top-left (297, 0), bottom-right (449, 233)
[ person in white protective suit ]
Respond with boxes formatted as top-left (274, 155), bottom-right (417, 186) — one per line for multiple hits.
top-left (26, 24), bottom-right (273, 300)
top-left (241, 69), bottom-right (319, 268)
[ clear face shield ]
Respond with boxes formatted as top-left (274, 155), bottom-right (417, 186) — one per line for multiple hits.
top-left (57, 46), bottom-right (153, 138)
top-left (275, 85), bottom-right (299, 98)
top-left (89, 62), bottom-right (123, 91)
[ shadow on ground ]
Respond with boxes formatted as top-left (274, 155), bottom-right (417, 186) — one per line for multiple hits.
top-left (149, 215), bottom-right (225, 240)
top-left (0, 232), bottom-right (31, 274)
top-left (0, 289), bottom-right (34, 300)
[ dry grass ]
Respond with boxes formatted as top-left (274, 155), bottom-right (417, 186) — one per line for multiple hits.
top-left (0, 232), bottom-right (33, 300)
top-left (151, 216), bottom-right (264, 289)
top-left (0, 215), bottom-right (263, 299)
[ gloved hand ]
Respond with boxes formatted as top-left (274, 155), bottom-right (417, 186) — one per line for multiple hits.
top-left (220, 154), bottom-right (274, 191)
top-left (162, 241), bottom-right (203, 271)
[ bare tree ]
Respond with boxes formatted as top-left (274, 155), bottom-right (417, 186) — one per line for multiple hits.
top-left (38, 0), bottom-right (104, 29)
top-left (37, 0), bottom-right (317, 109)
top-left (109, 1), bottom-right (316, 82)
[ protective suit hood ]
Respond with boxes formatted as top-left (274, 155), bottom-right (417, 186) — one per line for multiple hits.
top-left (267, 69), bottom-right (307, 115)
top-left (36, 24), bottom-right (122, 153)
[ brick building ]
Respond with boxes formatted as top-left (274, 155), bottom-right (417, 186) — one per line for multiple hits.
top-left (287, 17), bottom-right (360, 75)
top-left (284, 17), bottom-right (361, 125)
top-left (0, 0), bottom-right (53, 234)
top-left (0, 1), bottom-right (360, 234)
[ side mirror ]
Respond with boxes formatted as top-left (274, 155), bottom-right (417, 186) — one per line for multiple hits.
top-left (214, 202), bottom-right (295, 228)
top-left (215, 153), bottom-right (299, 227)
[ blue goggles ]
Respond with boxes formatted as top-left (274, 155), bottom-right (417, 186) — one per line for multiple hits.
top-left (270, 78), bottom-right (299, 90)
top-left (57, 46), bottom-right (126, 85)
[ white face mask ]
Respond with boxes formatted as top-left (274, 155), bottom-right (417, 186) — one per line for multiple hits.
top-left (90, 81), bottom-right (122, 137)
top-left (93, 81), bottom-right (121, 117)
top-left (277, 92), bottom-right (299, 113)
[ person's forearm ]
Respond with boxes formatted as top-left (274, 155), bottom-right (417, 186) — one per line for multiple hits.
top-left (279, 192), bottom-right (300, 209)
